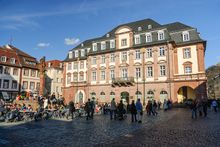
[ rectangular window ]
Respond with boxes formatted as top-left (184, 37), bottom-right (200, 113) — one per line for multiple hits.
top-left (136, 67), bottom-right (141, 78)
top-left (146, 48), bottom-right (152, 58)
top-left (110, 70), bottom-right (115, 80)
top-left (10, 58), bottom-right (15, 64)
top-left (183, 48), bottom-right (191, 59)
top-left (31, 70), bottom-right (36, 77)
top-left (93, 43), bottom-right (97, 51)
top-left (122, 68), bottom-right (128, 78)
top-left (101, 71), bottom-right (105, 80)
top-left (0, 66), bottom-right (3, 74)
top-left (121, 52), bottom-right (127, 62)
top-left (183, 31), bottom-right (190, 41)
top-left (4, 67), bottom-right (10, 75)
top-left (92, 57), bottom-right (96, 65)
top-left (74, 62), bottom-right (78, 69)
top-left (80, 61), bottom-right (84, 69)
top-left (80, 74), bottom-right (84, 81)
top-left (67, 75), bottom-right (71, 84)
top-left (56, 86), bottom-right (59, 92)
top-left (185, 66), bottom-right (192, 74)
top-left (0, 79), bottom-right (1, 88)
top-left (73, 74), bottom-right (78, 82)
top-left (29, 82), bottom-right (35, 90)
top-left (81, 49), bottom-right (85, 57)
top-left (68, 62), bottom-right (72, 70)
top-left (101, 55), bottom-right (105, 64)
top-left (69, 52), bottom-right (73, 59)
top-left (23, 69), bottom-right (29, 76)
top-left (159, 47), bottom-right (165, 56)
top-left (135, 35), bottom-right (141, 44)
top-left (22, 81), bottom-right (28, 89)
top-left (75, 50), bottom-right (79, 57)
top-left (12, 81), bottom-right (18, 90)
top-left (92, 71), bottom-right (96, 81)
top-left (121, 39), bottom-right (127, 46)
top-left (110, 40), bottom-right (115, 48)
top-left (147, 66), bottom-right (153, 77)
top-left (101, 42), bottom-right (106, 50)
top-left (160, 65), bottom-right (166, 76)
top-left (110, 53), bottom-right (115, 62)
top-left (1, 56), bottom-right (6, 62)
top-left (57, 78), bottom-right (59, 82)
top-left (13, 68), bottom-right (18, 76)
top-left (146, 33), bottom-right (152, 42)
top-left (36, 82), bottom-right (40, 90)
top-left (158, 31), bottom-right (165, 40)
top-left (135, 50), bottom-right (141, 59)
top-left (3, 80), bottom-right (9, 89)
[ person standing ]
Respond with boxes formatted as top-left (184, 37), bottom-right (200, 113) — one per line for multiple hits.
top-left (202, 100), bottom-right (208, 117)
top-left (130, 100), bottom-right (137, 122)
top-left (90, 99), bottom-right (95, 119)
top-left (136, 99), bottom-right (143, 123)
top-left (85, 99), bottom-right (92, 120)
top-left (191, 100), bottom-right (197, 119)
top-left (110, 98), bottom-right (117, 120)
top-left (211, 99), bottom-right (218, 112)
top-left (68, 101), bottom-right (75, 119)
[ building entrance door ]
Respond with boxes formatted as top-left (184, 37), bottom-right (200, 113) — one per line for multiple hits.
top-left (121, 91), bottom-right (129, 104)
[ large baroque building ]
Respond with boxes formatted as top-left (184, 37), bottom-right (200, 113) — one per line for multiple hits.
top-left (63, 19), bottom-right (207, 104)
top-left (0, 45), bottom-right (40, 99)
top-left (45, 60), bottom-right (63, 97)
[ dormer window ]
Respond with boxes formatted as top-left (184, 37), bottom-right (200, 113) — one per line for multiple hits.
top-left (10, 58), bottom-right (15, 64)
top-left (182, 31), bottom-right (190, 41)
top-left (81, 43), bottom-right (84, 47)
top-left (106, 34), bottom-right (110, 37)
top-left (135, 35), bottom-right (141, 44)
top-left (1, 56), bottom-right (6, 62)
top-left (121, 39), bottom-right (127, 46)
top-left (110, 40), bottom-right (115, 49)
top-left (75, 50), bottom-right (79, 58)
top-left (48, 62), bottom-right (51, 67)
top-left (138, 27), bottom-right (142, 31)
top-left (101, 42), bottom-right (106, 50)
top-left (158, 30), bottom-right (165, 40)
top-left (146, 33), bottom-right (152, 42)
top-left (81, 49), bottom-right (85, 57)
top-left (148, 25), bottom-right (152, 29)
top-left (69, 51), bottom-right (73, 59)
top-left (93, 43), bottom-right (97, 51)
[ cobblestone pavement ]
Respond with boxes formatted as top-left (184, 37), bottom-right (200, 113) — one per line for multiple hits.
top-left (0, 109), bottom-right (219, 147)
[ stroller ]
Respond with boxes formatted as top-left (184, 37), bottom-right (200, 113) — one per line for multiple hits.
top-left (116, 106), bottom-right (127, 120)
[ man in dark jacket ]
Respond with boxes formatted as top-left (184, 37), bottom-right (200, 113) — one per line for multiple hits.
top-left (130, 100), bottom-right (137, 122)
top-left (85, 99), bottom-right (92, 120)
top-left (68, 101), bottom-right (75, 119)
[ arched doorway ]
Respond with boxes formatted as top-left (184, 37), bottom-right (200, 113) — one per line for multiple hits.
top-left (110, 92), bottom-right (115, 100)
top-left (135, 91), bottom-right (142, 101)
top-left (121, 91), bottom-right (129, 104)
top-left (75, 90), bottom-right (84, 104)
top-left (100, 92), bottom-right (106, 103)
top-left (147, 90), bottom-right (154, 100)
top-left (177, 86), bottom-right (196, 103)
top-left (160, 90), bottom-right (168, 103)
top-left (90, 92), bottom-right (96, 99)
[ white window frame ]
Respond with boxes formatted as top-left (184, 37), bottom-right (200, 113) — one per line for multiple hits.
top-left (68, 62), bottom-right (72, 70)
top-left (146, 33), bottom-right (152, 42)
top-left (75, 50), bottom-right (79, 58)
top-left (67, 75), bottom-right (71, 84)
top-left (81, 49), bottom-right (85, 57)
top-left (147, 66), bottom-right (153, 77)
top-left (1, 56), bottom-right (6, 62)
top-left (101, 55), bottom-right (105, 64)
top-left (146, 48), bottom-right (152, 58)
top-left (69, 52), bottom-right (73, 59)
top-left (110, 53), bottom-right (115, 62)
top-left (184, 48), bottom-right (191, 59)
top-left (101, 70), bottom-right (105, 80)
top-left (101, 42), bottom-right (106, 50)
top-left (110, 70), bottom-right (115, 80)
top-left (121, 39), bottom-right (127, 46)
top-left (135, 35), bottom-right (141, 44)
top-left (92, 71), bottom-right (96, 81)
top-left (159, 47), bottom-right (165, 56)
top-left (93, 43), bottom-right (97, 51)
top-left (92, 57), bottom-right (97, 65)
top-left (160, 65), bottom-right (166, 76)
top-left (10, 58), bottom-right (15, 64)
top-left (185, 66), bottom-right (192, 74)
top-left (121, 52), bottom-right (127, 62)
top-left (136, 67), bottom-right (141, 78)
top-left (110, 40), bottom-right (115, 49)
top-left (122, 68), bottom-right (128, 78)
top-left (135, 49), bottom-right (141, 59)
top-left (183, 31), bottom-right (190, 41)
top-left (158, 30), bottom-right (165, 40)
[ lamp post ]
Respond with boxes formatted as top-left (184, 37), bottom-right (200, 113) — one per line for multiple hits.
top-left (76, 57), bottom-right (79, 103)
top-left (141, 48), bottom-right (146, 105)
top-left (136, 75), bottom-right (138, 101)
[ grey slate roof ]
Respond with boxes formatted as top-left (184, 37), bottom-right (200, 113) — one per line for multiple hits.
top-left (64, 18), bottom-right (205, 62)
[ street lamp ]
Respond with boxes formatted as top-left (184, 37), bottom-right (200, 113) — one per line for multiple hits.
top-left (140, 48), bottom-right (146, 105)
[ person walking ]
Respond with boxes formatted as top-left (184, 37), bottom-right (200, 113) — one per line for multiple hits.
top-left (202, 100), bottom-right (208, 117)
top-left (211, 99), bottom-right (218, 112)
top-left (85, 99), bottom-right (92, 120)
top-left (117, 100), bottom-right (124, 120)
top-left (110, 98), bottom-right (117, 120)
top-left (130, 100), bottom-right (137, 122)
top-left (152, 100), bottom-right (158, 116)
top-left (191, 100), bottom-right (197, 119)
top-left (68, 101), bottom-right (75, 119)
top-left (136, 99), bottom-right (143, 123)
top-left (163, 99), bottom-right (168, 111)
top-left (90, 99), bottom-right (95, 119)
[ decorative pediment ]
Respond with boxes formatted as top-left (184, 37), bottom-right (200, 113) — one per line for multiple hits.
top-left (99, 66), bottom-right (106, 70)
top-left (109, 65), bottom-right (115, 69)
top-left (115, 26), bottom-right (132, 34)
top-left (145, 61), bottom-right (153, 65)
top-left (158, 60), bottom-right (167, 64)
top-left (133, 62), bottom-right (142, 66)
top-left (183, 61), bottom-right (192, 65)
top-left (119, 63), bottom-right (129, 67)
top-left (91, 67), bottom-right (97, 71)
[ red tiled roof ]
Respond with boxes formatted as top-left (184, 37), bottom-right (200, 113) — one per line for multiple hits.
top-left (46, 60), bottom-right (63, 69)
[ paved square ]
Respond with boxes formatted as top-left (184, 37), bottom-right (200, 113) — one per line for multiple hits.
top-left (0, 109), bottom-right (219, 147)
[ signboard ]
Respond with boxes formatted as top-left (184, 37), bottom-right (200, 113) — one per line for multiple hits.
top-left (1, 92), bottom-right (9, 100)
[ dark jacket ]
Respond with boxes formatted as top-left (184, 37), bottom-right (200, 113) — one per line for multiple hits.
top-left (130, 103), bottom-right (137, 114)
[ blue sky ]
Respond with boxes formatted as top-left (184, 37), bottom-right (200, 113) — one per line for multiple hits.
top-left (0, 0), bottom-right (219, 68)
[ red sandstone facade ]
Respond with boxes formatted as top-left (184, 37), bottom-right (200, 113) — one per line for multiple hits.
top-left (63, 19), bottom-right (207, 104)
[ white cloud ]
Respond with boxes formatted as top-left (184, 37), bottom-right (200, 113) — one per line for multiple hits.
top-left (64, 38), bottom-right (80, 45)
top-left (37, 43), bottom-right (50, 48)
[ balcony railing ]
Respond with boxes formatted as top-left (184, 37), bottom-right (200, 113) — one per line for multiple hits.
top-left (112, 77), bottom-right (135, 87)
top-left (173, 73), bottom-right (206, 81)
